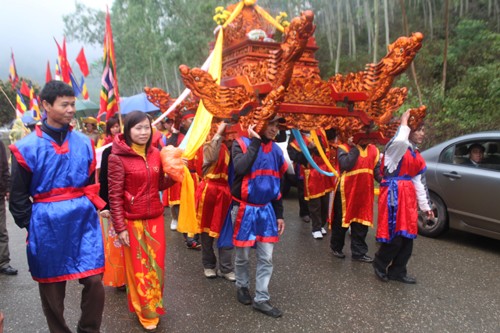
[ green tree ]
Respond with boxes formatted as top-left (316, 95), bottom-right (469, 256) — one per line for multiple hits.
top-left (0, 81), bottom-right (17, 126)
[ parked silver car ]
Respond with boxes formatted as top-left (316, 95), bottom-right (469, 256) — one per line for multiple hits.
top-left (418, 131), bottom-right (500, 240)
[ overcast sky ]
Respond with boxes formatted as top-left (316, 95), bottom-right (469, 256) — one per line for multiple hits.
top-left (0, 0), bottom-right (113, 87)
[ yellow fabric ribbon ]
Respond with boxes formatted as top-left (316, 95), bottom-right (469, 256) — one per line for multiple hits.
top-left (177, 3), bottom-right (244, 235)
top-left (254, 5), bottom-right (285, 33)
top-left (310, 130), bottom-right (339, 178)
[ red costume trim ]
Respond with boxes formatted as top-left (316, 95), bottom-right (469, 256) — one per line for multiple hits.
top-left (34, 267), bottom-right (105, 283)
top-left (33, 184), bottom-right (106, 210)
top-left (50, 140), bottom-right (70, 154)
top-left (9, 144), bottom-right (31, 172)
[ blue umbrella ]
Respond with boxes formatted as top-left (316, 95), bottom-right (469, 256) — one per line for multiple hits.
top-left (21, 111), bottom-right (35, 124)
top-left (119, 93), bottom-right (159, 114)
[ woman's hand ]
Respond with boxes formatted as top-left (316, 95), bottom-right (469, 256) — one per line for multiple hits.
top-left (100, 210), bottom-right (111, 218)
top-left (118, 230), bottom-right (130, 247)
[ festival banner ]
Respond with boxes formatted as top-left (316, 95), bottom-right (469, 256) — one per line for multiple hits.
top-left (97, 9), bottom-right (120, 120)
top-left (9, 50), bottom-right (19, 89)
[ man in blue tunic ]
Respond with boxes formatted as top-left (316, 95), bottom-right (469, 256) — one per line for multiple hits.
top-left (230, 116), bottom-right (287, 318)
top-left (9, 81), bottom-right (106, 333)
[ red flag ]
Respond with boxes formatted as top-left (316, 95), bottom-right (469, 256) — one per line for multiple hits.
top-left (9, 50), bottom-right (19, 89)
top-left (46, 61), bottom-right (52, 83)
top-left (54, 37), bottom-right (71, 84)
top-left (98, 9), bottom-right (120, 120)
top-left (20, 81), bottom-right (31, 97)
top-left (76, 47), bottom-right (89, 77)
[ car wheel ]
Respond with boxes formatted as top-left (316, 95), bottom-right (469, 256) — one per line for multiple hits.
top-left (418, 192), bottom-right (448, 238)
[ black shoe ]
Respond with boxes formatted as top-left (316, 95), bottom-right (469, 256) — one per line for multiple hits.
top-left (373, 264), bottom-right (388, 282)
top-left (331, 250), bottom-right (346, 259)
top-left (116, 285), bottom-right (126, 292)
top-left (0, 265), bottom-right (18, 275)
top-left (237, 287), bottom-right (252, 305)
top-left (388, 275), bottom-right (417, 284)
top-left (186, 240), bottom-right (201, 250)
top-left (252, 300), bottom-right (282, 318)
top-left (352, 255), bottom-right (374, 263)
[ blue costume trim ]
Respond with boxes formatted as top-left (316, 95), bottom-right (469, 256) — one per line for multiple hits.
top-left (291, 129), bottom-right (334, 177)
top-left (381, 175), bottom-right (411, 242)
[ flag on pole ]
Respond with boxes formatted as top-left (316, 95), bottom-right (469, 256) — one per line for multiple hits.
top-left (29, 85), bottom-right (41, 120)
top-left (76, 47), bottom-right (90, 77)
top-left (9, 50), bottom-right (19, 89)
top-left (69, 72), bottom-right (82, 97)
top-left (80, 76), bottom-right (89, 100)
top-left (16, 90), bottom-right (27, 118)
top-left (98, 9), bottom-right (120, 120)
top-left (46, 61), bottom-right (52, 83)
top-left (54, 59), bottom-right (61, 81)
top-left (20, 80), bottom-right (31, 97)
top-left (54, 37), bottom-right (72, 84)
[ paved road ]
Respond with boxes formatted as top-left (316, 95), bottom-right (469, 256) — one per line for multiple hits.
top-left (1, 190), bottom-right (500, 333)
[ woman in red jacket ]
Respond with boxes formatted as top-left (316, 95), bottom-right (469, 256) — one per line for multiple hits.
top-left (108, 111), bottom-right (173, 332)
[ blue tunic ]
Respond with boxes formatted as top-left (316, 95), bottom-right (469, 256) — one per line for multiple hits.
top-left (11, 127), bottom-right (104, 282)
top-left (233, 137), bottom-right (286, 247)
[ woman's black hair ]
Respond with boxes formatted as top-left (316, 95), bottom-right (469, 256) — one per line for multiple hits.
top-left (123, 111), bottom-right (152, 148)
top-left (105, 115), bottom-right (120, 137)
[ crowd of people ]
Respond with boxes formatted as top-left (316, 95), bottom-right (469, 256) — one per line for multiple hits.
top-left (0, 81), bottom-right (435, 333)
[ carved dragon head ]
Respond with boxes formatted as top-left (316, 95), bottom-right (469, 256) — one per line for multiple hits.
top-left (381, 32), bottom-right (424, 76)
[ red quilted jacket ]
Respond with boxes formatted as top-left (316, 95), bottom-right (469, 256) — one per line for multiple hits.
top-left (108, 134), bottom-right (173, 233)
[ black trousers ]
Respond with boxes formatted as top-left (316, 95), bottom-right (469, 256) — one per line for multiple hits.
top-left (373, 236), bottom-right (414, 278)
top-left (38, 274), bottom-right (104, 333)
top-left (308, 194), bottom-right (329, 232)
top-left (330, 191), bottom-right (369, 257)
top-left (297, 179), bottom-right (310, 218)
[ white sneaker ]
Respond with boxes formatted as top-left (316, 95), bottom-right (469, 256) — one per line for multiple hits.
top-left (170, 219), bottom-right (178, 230)
top-left (204, 268), bottom-right (217, 279)
top-left (321, 227), bottom-right (327, 235)
top-left (312, 231), bottom-right (323, 239)
top-left (218, 270), bottom-right (236, 282)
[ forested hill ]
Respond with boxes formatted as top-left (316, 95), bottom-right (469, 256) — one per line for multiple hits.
top-left (13, 0), bottom-right (500, 147)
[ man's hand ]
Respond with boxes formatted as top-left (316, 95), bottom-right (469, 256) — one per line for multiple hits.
top-left (118, 230), bottom-right (130, 246)
top-left (171, 126), bottom-right (179, 134)
top-left (247, 124), bottom-right (261, 140)
top-left (4, 192), bottom-right (9, 201)
top-left (425, 210), bottom-right (435, 220)
top-left (216, 121), bottom-right (227, 136)
top-left (277, 218), bottom-right (285, 235)
top-left (401, 109), bottom-right (411, 126)
top-left (347, 136), bottom-right (355, 147)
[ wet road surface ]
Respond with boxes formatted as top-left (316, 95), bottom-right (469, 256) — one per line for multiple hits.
top-left (1, 189), bottom-right (500, 333)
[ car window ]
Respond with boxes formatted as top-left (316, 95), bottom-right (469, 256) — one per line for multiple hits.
top-left (448, 140), bottom-right (500, 171)
top-left (440, 145), bottom-right (455, 164)
top-left (482, 141), bottom-right (500, 171)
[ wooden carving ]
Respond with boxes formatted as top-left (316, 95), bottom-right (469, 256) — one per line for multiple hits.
top-left (179, 64), bottom-right (258, 120)
top-left (144, 87), bottom-right (175, 113)
top-left (146, 2), bottom-right (425, 147)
